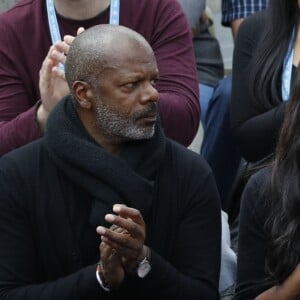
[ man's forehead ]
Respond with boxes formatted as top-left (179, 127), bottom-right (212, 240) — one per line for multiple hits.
top-left (102, 51), bottom-right (157, 71)
top-left (102, 62), bottom-right (159, 79)
top-left (109, 47), bottom-right (154, 63)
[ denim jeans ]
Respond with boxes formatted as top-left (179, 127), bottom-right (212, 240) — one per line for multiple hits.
top-left (200, 76), bottom-right (241, 211)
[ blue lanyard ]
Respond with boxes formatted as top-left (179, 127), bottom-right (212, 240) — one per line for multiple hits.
top-left (282, 28), bottom-right (295, 101)
top-left (46, 0), bottom-right (120, 69)
top-left (109, 0), bottom-right (120, 25)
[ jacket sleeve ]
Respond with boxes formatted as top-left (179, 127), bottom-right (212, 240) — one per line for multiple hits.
top-left (0, 164), bottom-right (114, 300)
top-left (0, 16), bottom-right (43, 157)
top-left (151, 0), bottom-right (200, 147)
top-left (0, 13), bottom-right (41, 156)
top-left (136, 151), bottom-right (221, 299)
top-left (234, 170), bottom-right (272, 299)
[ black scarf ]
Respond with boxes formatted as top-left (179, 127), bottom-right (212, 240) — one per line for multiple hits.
top-left (45, 95), bottom-right (167, 228)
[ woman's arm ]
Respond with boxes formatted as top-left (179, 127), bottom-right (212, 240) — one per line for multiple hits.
top-left (230, 12), bottom-right (286, 162)
top-left (234, 169), bottom-right (272, 299)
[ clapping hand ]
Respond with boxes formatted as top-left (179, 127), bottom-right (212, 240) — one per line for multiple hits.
top-left (37, 27), bottom-right (85, 131)
top-left (97, 204), bottom-right (147, 275)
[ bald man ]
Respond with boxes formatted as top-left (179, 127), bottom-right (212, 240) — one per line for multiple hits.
top-left (0, 24), bottom-right (221, 299)
top-left (0, 0), bottom-right (199, 157)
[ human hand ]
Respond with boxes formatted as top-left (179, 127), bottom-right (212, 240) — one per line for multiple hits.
top-left (96, 204), bottom-right (147, 274)
top-left (99, 234), bottom-right (125, 289)
top-left (37, 43), bottom-right (69, 131)
top-left (39, 42), bottom-right (69, 106)
top-left (37, 27), bottom-right (85, 132)
top-left (63, 26), bottom-right (85, 48)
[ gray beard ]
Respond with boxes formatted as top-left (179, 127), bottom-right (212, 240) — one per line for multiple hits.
top-left (95, 99), bottom-right (157, 140)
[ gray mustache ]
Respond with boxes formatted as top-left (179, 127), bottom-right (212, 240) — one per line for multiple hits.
top-left (133, 102), bottom-right (158, 120)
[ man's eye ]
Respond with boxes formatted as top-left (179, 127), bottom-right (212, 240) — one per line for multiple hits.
top-left (124, 81), bottom-right (138, 89)
top-left (151, 79), bottom-right (157, 87)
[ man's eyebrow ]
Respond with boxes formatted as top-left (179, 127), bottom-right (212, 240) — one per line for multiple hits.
top-left (117, 72), bottom-right (146, 80)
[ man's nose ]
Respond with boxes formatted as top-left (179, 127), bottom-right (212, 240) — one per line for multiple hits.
top-left (139, 82), bottom-right (159, 104)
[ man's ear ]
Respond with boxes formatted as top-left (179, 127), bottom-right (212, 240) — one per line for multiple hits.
top-left (72, 81), bottom-right (94, 109)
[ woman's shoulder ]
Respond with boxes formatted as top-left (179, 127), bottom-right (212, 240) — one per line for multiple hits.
top-left (237, 10), bottom-right (267, 39)
top-left (244, 165), bottom-right (271, 200)
top-left (243, 9), bottom-right (267, 27)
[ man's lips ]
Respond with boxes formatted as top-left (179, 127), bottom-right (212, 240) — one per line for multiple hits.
top-left (136, 114), bottom-right (157, 123)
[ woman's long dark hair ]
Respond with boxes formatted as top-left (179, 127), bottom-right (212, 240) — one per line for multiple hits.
top-left (249, 0), bottom-right (298, 111)
top-left (264, 67), bottom-right (300, 283)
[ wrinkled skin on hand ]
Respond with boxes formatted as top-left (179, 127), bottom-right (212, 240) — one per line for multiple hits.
top-left (99, 236), bottom-right (125, 288)
top-left (97, 204), bottom-right (147, 275)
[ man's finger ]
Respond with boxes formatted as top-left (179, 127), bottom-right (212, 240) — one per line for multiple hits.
top-left (113, 204), bottom-right (145, 227)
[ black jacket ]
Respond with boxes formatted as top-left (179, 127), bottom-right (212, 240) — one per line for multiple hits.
top-left (0, 118), bottom-right (221, 299)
